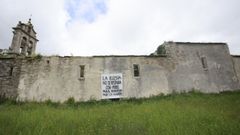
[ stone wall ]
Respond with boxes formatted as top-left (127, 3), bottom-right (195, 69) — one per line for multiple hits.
top-left (164, 42), bottom-right (239, 92)
top-left (0, 42), bottom-right (239, 102)
top-left (233, 56), bottom-right (240, 82)
top-left (0, 58), bottom-right (22, 98)
top-left (16, 56), bottom-right (172, 102)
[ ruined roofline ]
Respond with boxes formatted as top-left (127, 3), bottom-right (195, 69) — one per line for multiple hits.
top-left (92, 55), bottom-right (167, 57)
top-left (48, 55), bottom-right (167, 58)
top-left (163, 41), bottom-right (227, 45)
top-left (0, 54), bottom-right (167, 59)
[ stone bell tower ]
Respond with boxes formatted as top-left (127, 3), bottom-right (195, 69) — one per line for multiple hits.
top-left (9, 19), bottom-right (38, 56)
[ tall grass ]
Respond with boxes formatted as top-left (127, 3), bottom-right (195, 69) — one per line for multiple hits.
top-left (0, 91), bottom-right (240, 135)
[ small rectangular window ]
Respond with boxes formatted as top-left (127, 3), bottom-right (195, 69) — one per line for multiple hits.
top-left (133, 64), bottom-right (140, 77)
top-left (9, 67), bottom-right (14, 76)
top-left (79, 65), bottom-right (85, 78)
top-left (201, 57), bottom-right (208, 70)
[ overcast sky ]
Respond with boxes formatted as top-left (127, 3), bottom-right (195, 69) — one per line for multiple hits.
top-left (0, 0), bottom-right (239, 56)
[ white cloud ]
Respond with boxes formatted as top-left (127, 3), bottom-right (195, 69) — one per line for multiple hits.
top-left (0, 0), bottom-right (239, 56)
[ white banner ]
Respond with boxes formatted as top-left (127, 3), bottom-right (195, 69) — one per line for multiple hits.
top-left (101, 73), bottom-right (123, 99)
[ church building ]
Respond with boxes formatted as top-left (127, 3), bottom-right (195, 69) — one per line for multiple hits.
top-left (0, 20), bottom-right (240, 102)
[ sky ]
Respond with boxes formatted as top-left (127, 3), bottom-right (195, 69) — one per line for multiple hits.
top-left (0, 0), bottom-right (240, 56)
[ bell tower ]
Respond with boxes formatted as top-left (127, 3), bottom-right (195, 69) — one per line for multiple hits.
top-left (9, 19), bottom-right (39, 56)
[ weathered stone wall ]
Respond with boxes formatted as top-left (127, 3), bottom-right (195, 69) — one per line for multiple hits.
top-left (233, 56), bottom-right (240, 83)
top-left (0, 58), bottom-right (22, 98)
top-left (16, 56), bottom-right (172, 102)
top-left (164, 42), bottom-right (239, 92)
top-left (1, 42), bottom-right (239, 102)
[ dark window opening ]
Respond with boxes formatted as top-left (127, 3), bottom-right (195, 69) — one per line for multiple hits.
top-left (26, 41), bottom-right (33, 56)
top-left (133, 64), bottom-right (140, 77)
top-left (20, 37), bottom-right (27, 54)
top-left (80, 65), bottom-right (85, 78)
top-left (29, 41), bottom-right (33, 47)
top-left (21, 37), bottom-right (27, 45)
top-left (201, 57), bottom-right (208, 70)
top-left (22, 37), bottom-right (27, 41)
top-left (9, 67), bottom-right (14, 76)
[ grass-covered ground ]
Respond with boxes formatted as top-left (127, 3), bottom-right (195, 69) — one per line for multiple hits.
top-left (0, 91), bottom-right (240, 135)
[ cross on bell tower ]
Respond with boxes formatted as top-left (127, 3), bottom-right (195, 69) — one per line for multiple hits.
top-left (9, 18), bottom-right (39, 56)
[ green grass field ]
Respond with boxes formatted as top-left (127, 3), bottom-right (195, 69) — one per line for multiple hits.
top-left (0, 91), bottom-right (240, 135)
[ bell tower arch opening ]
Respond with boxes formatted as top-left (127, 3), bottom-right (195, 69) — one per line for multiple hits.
top-left (9, 18), bottom-right (39, 56)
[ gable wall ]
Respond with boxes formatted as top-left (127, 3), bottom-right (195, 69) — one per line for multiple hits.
top-left (165, 43), bottom-right (239, 92)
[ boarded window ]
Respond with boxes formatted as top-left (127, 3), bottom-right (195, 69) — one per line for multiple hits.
top-left (133, 64), bottom-right (140, 77)
top-left (79, 65), bottom-right (85, 78)
top-left (201, 57), bottom-right (208, 70)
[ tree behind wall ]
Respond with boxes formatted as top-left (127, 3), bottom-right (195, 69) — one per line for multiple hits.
top-left (150, 45), bottom-right (166, 56)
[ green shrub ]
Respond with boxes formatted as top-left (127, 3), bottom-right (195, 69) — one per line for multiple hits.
top-left (35, 54), bottom-right (43, 59)
top-left (65, 97), bottom-right (75, 105)
top-left (0, 94), bottom-right (8, 104)
top-left (156, 45), bottom-right (166, 55)
top-left (44, 99), bottom-right (60, 107)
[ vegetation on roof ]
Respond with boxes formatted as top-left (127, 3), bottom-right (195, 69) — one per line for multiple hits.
top-left (150, 44), bottom-right (166, 56)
